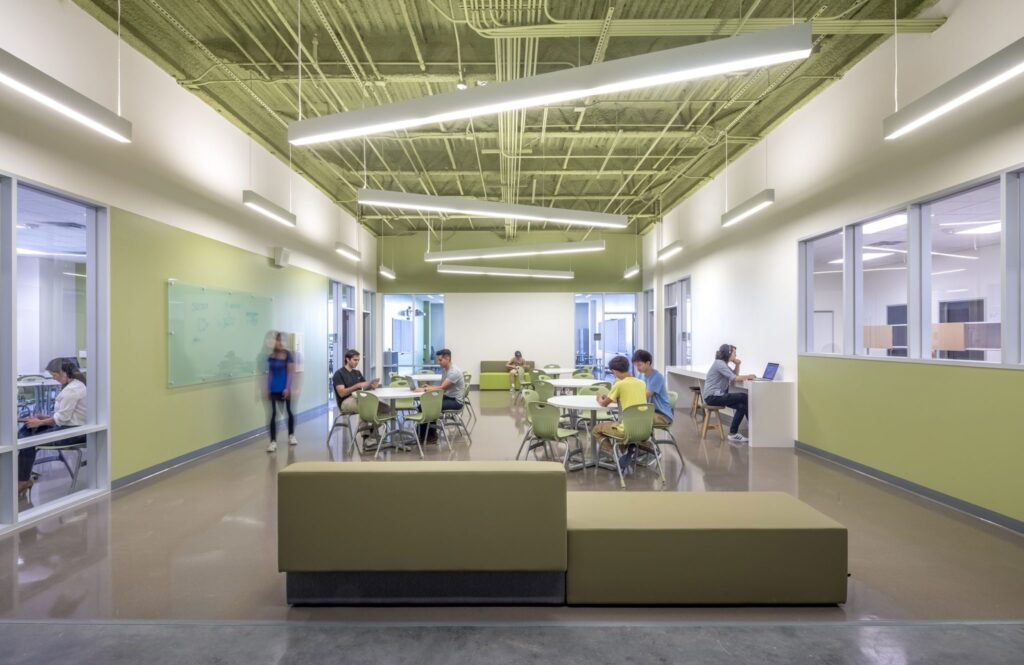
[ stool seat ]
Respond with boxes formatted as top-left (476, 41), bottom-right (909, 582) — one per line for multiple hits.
top-left (689, 387), bottom-right (705, 419)
top-left (701, 405), bottom-right (726, 441)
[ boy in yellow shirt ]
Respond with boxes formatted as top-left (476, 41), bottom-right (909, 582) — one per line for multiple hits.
top-left (594, 355), bottom-right (648, 473)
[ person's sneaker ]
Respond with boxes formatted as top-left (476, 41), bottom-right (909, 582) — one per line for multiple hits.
top-left (288, 435), bottom-right (299, 446)
top-left (618, 443), bottom-right (638, 474)
top-left (727, 433), bottom-right (748, 445)
top-left (266, 440), bottom-right (277, 453)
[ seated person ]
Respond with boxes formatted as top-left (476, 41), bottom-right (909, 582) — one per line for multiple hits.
top-left (414, 348), bottom-right (463, 441)
top-left (332, 349), bottom-right (388, 427)
top-left (632, 349), bottom-right (672, 427)
top-left (505, 351), bottom-right (527, 392)
top-left (593, 355), bottom-right (648, 472)
top-left (702, 343), bottom-right (757, 444)
top-left (18, 358), bottom-right (88, 496)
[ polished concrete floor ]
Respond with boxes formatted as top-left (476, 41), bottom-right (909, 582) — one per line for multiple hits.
top-left (2, 390), bottom-right (1024, 623)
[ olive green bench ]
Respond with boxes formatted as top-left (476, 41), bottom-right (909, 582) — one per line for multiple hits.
top-left (479, 361), bottom-right (533, 390)
top-left (566, 491), bottom-right (848, 605)
top-left (278, 461), bottom-right (567, 604)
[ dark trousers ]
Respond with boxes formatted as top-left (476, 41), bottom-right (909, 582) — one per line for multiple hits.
top-left (417, 396), bottom-right (462, 439)
top-left (704, 392), bottom-right (748, 434)
top-left (17, 424), bottom-right (84, 482)
top-left (269, 393), bottom-right (294, 441)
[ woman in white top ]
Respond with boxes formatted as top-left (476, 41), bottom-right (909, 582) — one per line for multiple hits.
top-left (18, 358), bottom-right (88, 495)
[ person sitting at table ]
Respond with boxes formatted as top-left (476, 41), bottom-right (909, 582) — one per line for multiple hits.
top-left (631, 349), bottom-right (672, 427)
top-left (702, 343), bottom-right (757, 444)
top-left (17, 358), bottom-right (87, 496)
top-left (505, 351), bottom-right (527, 392)
top-left (332, 349), bottom-right (388, 429)
top-left (414, 348), bottom-right (464, 441)
top-left (593, 355), bottom-right (648, 473)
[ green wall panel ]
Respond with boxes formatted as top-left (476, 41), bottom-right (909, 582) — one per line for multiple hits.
top-left (110, 209), bottom-right (327, 480)
top-left (377, 230), bottom-right (642, 293)
top-left (798, 355), bottom-right (1024, 523)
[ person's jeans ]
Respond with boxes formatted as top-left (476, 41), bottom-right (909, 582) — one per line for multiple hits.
top-left (703, 392), bottom-right (748, 435)
top-left (269, 393), bottom-right (294, 441)
top-left (417, 396), bottom-right (462, 440)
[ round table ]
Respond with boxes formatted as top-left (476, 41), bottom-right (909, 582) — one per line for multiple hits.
top-left (547, 378), bottom-right (601, 394)
top-left (410, 373), bottom-right (442, 383)
top-left (547, 395), bottom-right (615, 470)
top-left (541, 367), bottom-right (579, 376)
top-left (363, 388), bottom-right (421, 452)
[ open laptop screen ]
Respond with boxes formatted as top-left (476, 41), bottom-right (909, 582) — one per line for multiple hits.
top-left (762, 363), bottom-right (780, 380)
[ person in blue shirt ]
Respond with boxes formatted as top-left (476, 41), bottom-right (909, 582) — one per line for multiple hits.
top-left (631, 349), bottom-right (672, 427)
top-left (266, 332), bottom-right (297, 453)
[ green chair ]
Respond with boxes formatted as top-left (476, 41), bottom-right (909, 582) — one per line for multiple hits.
top-left (461, 372), bottom-right (477, 423)
top-left (593, 381), bottom-right (612, 390)
top-left (598, 404), bottom-right (664, 489)
top-left (652, 390), bottom-right (682, 460)
top-left (521, 401), bottom-right (580, 464)
top-left (399, 391), bottom-right (441, 456)
top-left (576, 384), bottom-right (614, 433)
top-left (389, 377), bottom-right (417, 414)
top-left (355, 391), bottom-right (399, 458)
top-left (33, 438), bottom-right (87, 493)
top-left (534, 380), bottom-right (555, 404)
top-left (513, 366), bottom-right (530, 404)
top-left (442, 382), bottom-right (473, 443)
top-left (516, 388), bottom-right (541, 456)
top-left (572, 369), bottom-right (592, 379)
top-left (543, 363), bottom-right (560, 370)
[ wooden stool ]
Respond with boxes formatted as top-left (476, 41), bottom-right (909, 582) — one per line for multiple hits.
top-left (689, 386), bottom-right (704, 418)
top-left (701, 406), bottom-right (726, 441)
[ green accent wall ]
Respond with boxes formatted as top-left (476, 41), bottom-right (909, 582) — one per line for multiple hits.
top-left (377, 230), bottom-right (642, 293)
top-left (798, 355), bottom-right (1024, 523)
top-left (110, 209), bottom-right (327, 481)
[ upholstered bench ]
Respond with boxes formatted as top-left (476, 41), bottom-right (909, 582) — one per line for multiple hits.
top-left (565, 491), bottom-right (848, 605)
top-left (279, 461), bottom-right (567, 605)
top-left (478, 360), bottom-right (526, 390)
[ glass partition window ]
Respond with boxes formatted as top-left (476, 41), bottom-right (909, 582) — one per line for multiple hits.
top-left (382, 294), bottom-right (444, 379)
top-left (362, 290), bottom-right (375, 380)
top-left (575, 293), bottom-right (637, 370)
top-left (661, 280), bottom-right (691, 366)
top-left (808, 231), bottom-right (844, 354)
top-left (924, 180), bottom-right (1002, 362)
top-left (859, 212), bottom-right (909, 356)
top-left (643, 289), bottom-right (654, 355)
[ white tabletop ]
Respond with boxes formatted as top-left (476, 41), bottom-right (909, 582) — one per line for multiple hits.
top-left (410, 373), bottom-right (442, 381)
top-left (539, 367), bottom-right (578, 376)
top-left (371, 387), bottom-right (421, 400)
top-left (547, 378), bottom-right (600, 389)
top-left (547, 395), bottom-right (610, 411)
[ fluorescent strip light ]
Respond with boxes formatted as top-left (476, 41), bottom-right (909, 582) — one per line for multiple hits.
top-left (947, 288), bottom-right (969, 293)
top-left (955, 222), bottom-right (1001, 235)
top-left (932, 268), bottom-right (967, 275)
top-left (378, 265), bottom-right (396, 280)
top-left (17, 248), bottom-right (86, 259)
top-left (884, 34), bottom-right (1024, 139)
top-left (437, 264), bottom-right (574, 280)
top-left (290, 23), bottom-right (811, 145)
top-left (623, 264), bottom-right (640, 279)
top-left (242, 190), bottom-right (296, 227)
top-left (829, 252), bottom-right (893, 264)
top-left (657, 241), bottom-right (683, 262)
top-left (939, 219), bottom-right (999, 227)
top-left (0, 47), bottom-right (132, 143)
top-left (359, 188), bottom-right (626, 229)
top-left (62, 272), bottom-right (86, 278)
top-left (865, 245), bottom-right (979, 261)
top-left (814, 267), bottom-right (907, 275)
top-left (721, 189), bottom-right (775, 228)
top-left (424, 240), bottom-right (605, 263)
top-left (862, 214), bottom-right (907, 235)
top-left (335, 241), bottom-right (362, 262)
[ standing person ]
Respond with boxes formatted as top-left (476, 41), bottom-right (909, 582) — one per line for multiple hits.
top-left (594, 355), bottom-right (649, 472)
top-left (702, 343), bottom-right (757, 444)
top-left (505, 351), bottom-right (527, 392)
top-left (266, 332), bottom-right (297, 453)
top-left (17, 358), bottom-right (87, 496)
top-left (632, 349), bottom-right (672, 428)
top-left (414, 349), bottom-right (463, 441)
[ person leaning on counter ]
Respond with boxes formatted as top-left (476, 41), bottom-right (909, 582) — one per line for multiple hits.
top-left (702, 344), bottom-right (757, 445)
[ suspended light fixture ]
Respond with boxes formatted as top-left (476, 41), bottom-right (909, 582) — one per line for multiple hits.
top-left (242, 190), bottom-right (296, 227)
top-left (289, 23), bottom-right (812, 145)
top-left (623, 264), bottom-right (641, 279)
top-left (657, 241), bottom-right (683, 262)
top-left (0, 46), bottom-right (132, 143)
top-left (722, 189), bottom-right (775, 228)
top-left (378, 265), bottom-right (396, 280)
top-left (424, 239), bottom-right (604, 263)
top-left (358, 188), bottom-right (627, 229)
top-left (437, 264), bottom-right (575, 280)
top-left (884, 33), bottom-right (1024, 139)
top-left (335, 241), bottom-right (362, 262)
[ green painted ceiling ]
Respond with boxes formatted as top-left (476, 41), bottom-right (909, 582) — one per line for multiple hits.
top-left (74, 0), bottom-right (942, 237)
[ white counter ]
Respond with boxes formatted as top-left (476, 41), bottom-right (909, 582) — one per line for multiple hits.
top-left (666, 365), bottom-right (795, 448)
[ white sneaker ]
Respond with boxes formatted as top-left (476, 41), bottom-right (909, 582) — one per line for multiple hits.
top-left (288, 435), bottom-right (299, 446)
top-left (266, 441), bottom-right (277, 452)
top-left (727, 433), bottom-right (748, 444)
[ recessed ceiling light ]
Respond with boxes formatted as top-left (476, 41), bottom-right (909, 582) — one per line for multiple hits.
top-left (456, 81), bottom-right (468, 90)
top-left (829, 252), bottom-right (893, 264)
top-left (955, 222), bottom-right (1001, 235)
top-left (862, 214), bottom-right (907, 235)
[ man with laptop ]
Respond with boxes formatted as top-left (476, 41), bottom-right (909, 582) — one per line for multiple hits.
top-left (702, 343), bottom-right (760, 444)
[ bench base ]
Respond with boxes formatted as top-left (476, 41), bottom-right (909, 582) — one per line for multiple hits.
top-left (287, 571), bottom-right (565, 605)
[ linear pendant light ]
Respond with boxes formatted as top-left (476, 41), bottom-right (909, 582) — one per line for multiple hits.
top-left (0, 47), bottom-right (132, 143)
top-left (657, 240), bottom-right (683, 262)
top-left (378, 265), bottom-right (396, 280)
top-left (242, 190), bottom-right (296, 227)
top-left (358, 188), bottom-right (627, 229)
top-left (722, 188), bottom-right (775, 228)
top-left (289, 23), bottom-right (812, 145)
top-left (437, 264), bottom-right (574, 280)
top-left (424, 239), bottom-right (604, 263)
top-left (623, 264), bottom-right (640, 279)
top-left (335, 241), bottom-right (362, 262)
top-left (884, 33), bottom-right (1024, 139)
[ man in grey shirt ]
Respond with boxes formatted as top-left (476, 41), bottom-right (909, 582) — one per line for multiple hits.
top-left (702, 343), bottom-right (757, 443)
top-left (414, 348), bottom-right (463, 440)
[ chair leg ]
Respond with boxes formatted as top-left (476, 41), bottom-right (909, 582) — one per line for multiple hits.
top-left (715, 412), bottom-right (726, 441)
top-left (413, 425), bottom-right (424, 459)
top-left (648, 439), bottom-right (666, 487)
top-left (611, 440), bottom-right (626, 489)
top-left (70, 448), bottom-right (85, 490)
top-left (700, 412), bottom-right (711, 440)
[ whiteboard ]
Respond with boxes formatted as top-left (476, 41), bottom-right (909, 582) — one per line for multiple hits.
top-left (167, 281), bottom-right (274, 387)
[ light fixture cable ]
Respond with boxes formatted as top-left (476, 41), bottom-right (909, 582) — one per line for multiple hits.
top-left (894, 0), bottom-right (899, 112)
top-left (116, 0), bottom-right (122, 115)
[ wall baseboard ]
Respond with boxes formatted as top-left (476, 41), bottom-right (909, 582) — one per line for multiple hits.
top-left (795, 441), bottom-right (1024, 535)
top-left (112, 403), bottom-right (328, 490)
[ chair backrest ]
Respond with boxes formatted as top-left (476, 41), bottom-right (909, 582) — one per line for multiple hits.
top-left (534, 380), bottom-right (555, 403)
top-left (620, 404), bottom-right (655, 444)
top-left (572, 369), bottom-right (592, 378)
top-left (389, 378), bottom-right (410, 387)
top-left (543, 363), bottom-right (559, 369)
top-left (667, 390), bottom-right (679, 407)
top-left (356, 391), bottom-right (380, 422)
top-left (418, 390), bottom-right (443, 422)
top-left (527, 401), bottom-right (561, 439)
top-left (577, 384), bottom-right (609, 397)
top-left (593, 381), bottom-right (612, 390)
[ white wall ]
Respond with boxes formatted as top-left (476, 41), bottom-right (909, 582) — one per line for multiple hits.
top-left (645, 0), bottom-right (1024, 379)
top-left (444, 293), bottom-right (576, 380)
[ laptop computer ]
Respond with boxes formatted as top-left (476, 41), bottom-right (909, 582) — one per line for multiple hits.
top-left (753, 362), bottom-right (780, 381)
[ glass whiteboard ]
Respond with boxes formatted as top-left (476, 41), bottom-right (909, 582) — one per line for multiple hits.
top-left (167, 281), bottom-right (274, 387)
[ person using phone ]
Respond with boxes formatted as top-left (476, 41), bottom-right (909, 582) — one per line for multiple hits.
top-left (265, 332), bottom-right (298, 453)
top-left (702, 344), bottom-right (757, 444)
top-left (332, 349), bottom-right (388, 429)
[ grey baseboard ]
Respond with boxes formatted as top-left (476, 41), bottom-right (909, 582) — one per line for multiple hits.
top-left (111, 403), bottom-right (328, 490)
top-left (795, 441), bottom-right (1024, 535)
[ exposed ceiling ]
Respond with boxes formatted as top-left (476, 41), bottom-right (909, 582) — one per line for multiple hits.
top-left (74, 0), bottom-right (943, 237)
